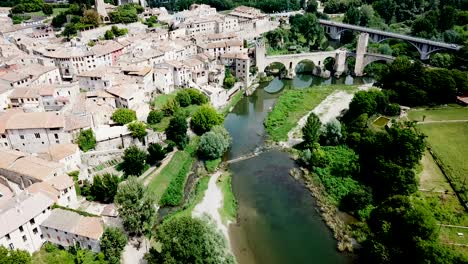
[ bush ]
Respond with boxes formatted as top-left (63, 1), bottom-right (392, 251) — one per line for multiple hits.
top-left (198, 132), bottom-right (227, 159)
top-left (104, 29), bottom-right (114, 40)
top-left (161, 99), bottom-right (180, 117)
top-left (190, 105), bottom-right (224, 135)
top-left (111, 108), bottom-right (137, 125)
top-left (385, 103), bottom-right (400, 116)
top-left (147, 110), bottom-right (163, 124)
top-left (42, 4), bottom-right (53, 15)
top-left (165, 112), bottom-right (188, 149)
top-left (147, 143), bottom-right (166, 164)
top-left (186, 88), bottom-right (208, 105)
top-left (159, 152), bottom-right (193, 206)
top-left (77, 129), bottom-right (96, 152)
top-left (175, 90), bottom-right (191, 107)
top-left (89, 173), bottom-right (120, 203)
top-left (127, 121), bottom-right (147, 141)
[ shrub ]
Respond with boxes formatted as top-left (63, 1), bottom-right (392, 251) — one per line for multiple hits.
top-left (111, 108), bottom-right (136, 125)
top-left (42, 4), bottom-right (53, 15)
top-left (147, 143), bottom-right (166, 164)
top-left (161, 99), bottom-right (179, 117)
top-left (198, 132), bottom-right (227, 159)
top-left (147, 110), bottom-right (163, 124)
top-left (127, 121), bottom-right (147, 141)
top-left (175, 90), bottom-right (191, 107)
top-left (186, 88), bottom-right (208, 105)
top-left (159, 153), bottom-right (193, 206)
top-left (77, 129), bottom-right (96, 152)
top-left (120, 146), bottom-right (148, 177)
top-left (190, 105), bottom-right (224, 135)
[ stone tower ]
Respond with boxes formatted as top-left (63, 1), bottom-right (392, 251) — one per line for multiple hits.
top-left (255, 38), bottom-right (266, 75)
top-left (354, 33), bottom-right (369, 76)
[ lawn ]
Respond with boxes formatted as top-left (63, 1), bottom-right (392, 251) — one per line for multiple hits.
top-left (417, 122), bottom-right (468, 203)
top-left (151, 93), bottom-right (176, 109)
top-left (147, 151), bottom-right (193, 203)
top-left (372, 116), bottom-right (390, 127)
top-left (217, 172), bottom-right (237, 224)
top-left (26, 7), bottom-right (68, 17)
top-left (408, 106), bottom-right (468, 122)
top-left (418, 151), bottom-right (452, 192)
top-left (265, 85), bottom-right (357, 141)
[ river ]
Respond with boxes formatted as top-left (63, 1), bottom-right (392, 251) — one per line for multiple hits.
top-left (224, 74), bottom-right (372, 264)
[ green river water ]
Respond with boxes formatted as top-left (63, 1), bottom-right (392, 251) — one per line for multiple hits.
top-left (224, 74), bottom-right (373, 264)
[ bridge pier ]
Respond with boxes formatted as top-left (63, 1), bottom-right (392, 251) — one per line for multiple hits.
top-left (354, 33), bottom-right (369, 76)
top-left (334, 49), bottom-right (347, 77)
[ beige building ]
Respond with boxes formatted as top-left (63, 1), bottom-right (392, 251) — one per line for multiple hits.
top-left (0, 191), bottom-right (54, 253)
top-left (40, 209), bottom-right (104, 252)
top-left (197, 39), bottom-right (244, 60)
top-left (38, 143), bottom-right (81, 172)
top-left (0, 63), bottom-right (61, 88)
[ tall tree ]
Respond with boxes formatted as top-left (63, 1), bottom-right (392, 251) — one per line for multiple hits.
top-left (121, 146), bottom-right (148, 177)
top-left (165, 112), bottom-right (188, 148)
top-left (115, 177), bottom-right (156, 236)
top-left (302, 113), bottom-right (322, 146)
top-left (100, 227), bottom-right (128, 264)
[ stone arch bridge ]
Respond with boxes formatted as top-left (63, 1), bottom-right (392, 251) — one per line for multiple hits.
top-left (256, 34), bottom-right (395, 77)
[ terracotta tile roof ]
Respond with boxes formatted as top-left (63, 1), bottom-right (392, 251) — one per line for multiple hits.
top-left (41, 209), bottom-right (104, 240)
top-left (39, 143), bottom-right (78, 162)
top-left (27, 182), bottom-right (59, 202)
top-left (45, 174), bottom-right (74, 191)
top-left (0, 149), bottom-right (26, 168)
top-left (5, 112), bottom-right (64, 130)
top-left (8, 155), bottom-right (64, 182)
top-left (9, 87), bottom-right (40, 99)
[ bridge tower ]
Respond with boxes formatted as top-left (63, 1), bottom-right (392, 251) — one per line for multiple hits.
top-left (354, 33), bottom-right (369, 76)
top-left (255, 38), bottom-right (267, 75)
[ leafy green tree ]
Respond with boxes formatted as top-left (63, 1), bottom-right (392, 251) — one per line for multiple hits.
top-left (165, 112), bottom-right (188, 148)
top-left (121, 146), bottom-right (148, 177)
top-left (52, 12), bottom-right (67, 27)
top-left (111, 108), bottom-right (137, 125)
top-left (145, 217), bottom-right (234, 264)
top-left (289, 13), bottom-right (325, 49)
top-left (186, 88), bottom-right (208, 105)
top-left (147, 110), bottom-right (163, 124)
top-left (302, 113), bottom-right (321, 146)
top-left (80, 9), bottom-right (101, 26)
top-left (77, 129), bottom-right (96, 152)
top-left (429, 53), bottom-right (454, 68)
top-left (161, 99), bottom-right (180, 116)
top-left (0, 246), bottom-right (31, 264)
top-left (42, 3), bottom-right (52, 15)
top-left (100, 227), bottom-right (127, 264)
top-left (343, 6), bottom-right (361, 25)
top-left (109, 4), bottom-right (139, 23)
top-left (104, 29), bottom-right (115, 40)
top-left (147, 142), bottom-right (166, 164)
top-left (223, 69), bottom-right (236, 89)
top-left (115, 177), bottom-right (155, 236)
top-left (62, 23), bottom-right (77, 39)
top-left (89, 173), bottom-right (120, 203)
top-left (340, 188), bottom-right (373, 217)
top-left (175, 90), bottom-right (191, 107)
top-left (198, 131), bottom-right (227, 159)
top-left (190, 105), bottom-right (224, 135)
top-left (128, 121), bottom-right (147, 141)
top-left (320, 119), bottom-right (342, 146)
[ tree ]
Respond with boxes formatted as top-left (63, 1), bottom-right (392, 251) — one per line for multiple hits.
top-left (89, 173), bottom-right (120, 203)
top-left (42, 3), bottom-right (52, 15)
top-left (121, 146), bottom-right (148, 177)
top-left (175, 90), bottom-right (192, 107)
top-left (198, 131), bottom-right (228, 159)
top-left (52, 12), bottom-right (67, 27)
top-left (343, 6), bottom-right (361, 25)
top-left (115, 177), bottom-right (155, 236)
top-left (186, 88), bottom-right (208, 105)
top-left (320, 119), bottom-right (342, 146)
top-left (145, 217), bottom-right (234, 264)
top-left (81, 9), bottom-right (101, 26)
top-left (302, 113), bottom-right (321, 146)
top-left (109, 4), bottom-right (139, 23)
top-left (111, 108), bottom-right (137, 125)
top-left (62, 23), bottom-right (77, 39)
top-left (77, 129), bottom-right (96, 152)
top-left (100, 227), bottom-right (127, 264)
top-left (165, 112), bottom-right (188, 148)
top-left (104, 29), bottom-right (115, 40)
top-left (430, 53), bottom-right (455, 68)
top-left (289, 13), bottom-right (325, 49)
top-left (223, 69), bottom-right (235, 89)
top-left (147, 142), bottom-right (166, 164)
top-left (147, 110), bottom-right (163, 125)
top-left (161, 99), bottom-right (180, 116)
top-left (211, 125), bottom-right (232, 147)
top-left (0, 246), bottom-right (31, 264)
top-left (190, 105), bottom-right (224, 135)
top-left (128, 121), bottom-right (147, 141)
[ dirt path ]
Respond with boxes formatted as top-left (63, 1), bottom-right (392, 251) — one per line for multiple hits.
top-left (142, 151), bottom-right (175, 186)
top-left (192, 171), bottom-right (230, 241)
top-left (281, 83), bottom-right (373, 147)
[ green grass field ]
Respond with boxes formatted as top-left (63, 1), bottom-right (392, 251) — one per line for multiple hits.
top-left (26, 7), bottom-right (68, 17)
top-left (418, 122), bottom-right (468, 202)
top-left (217, 172), bottom-right (237, 224)
top-left (408, 106), bottom-right (468, 122)
top-left (151, 93), bottom-right (176, 109)
top-left (265, 85), bottom-right (357, 141)
top-left (147, 151), bottom-right (192, 203)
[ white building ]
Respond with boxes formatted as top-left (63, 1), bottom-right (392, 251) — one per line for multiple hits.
top-left (38, 143), bottom-right (81, 172)
top-left (0, 191), bottom-right (54, 254)
top-left (0, 64), bottom-right (61, 88)
top-left (40, 209), bottom-right (104, 252)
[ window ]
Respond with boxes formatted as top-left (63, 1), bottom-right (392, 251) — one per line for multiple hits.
top-left (22, 235), bottom-right (27, 242)
top-left (54, 134), bottom-right (59, 139)
top-left (87, 245), bottom-right (91, 250)
top-left (56, 140), bottom-right (60, 144)
top-left (5, 234), bottom-right (10, 240)
top-left (19, 226), bottom-right (24, 232)
top-left (30, 218), bottom-right (35, 225)
top-left (9, 243), bottom-right (14, 250)
top-left (47, 234), bottom-right (50, 238)
top-left (42, 210), bottom-right (46, 214)
top-left (40, 234), bottom-right (44, 239)
top-left (57, 236), bottom-right (61, 242)
top-left (1, 134), bottom-right (5, 138)
top-left (33, 228), bottom-right (38, 234)
top-left (20, 135), bottom-right (24, 140)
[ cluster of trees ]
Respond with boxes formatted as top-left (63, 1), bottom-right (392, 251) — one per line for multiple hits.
top-left (10, 0), bottom-right (45, 13)
top-left (77, 128), bottom-right (97, 152)
top-left (36, 242), bottom-right (108, 264)
top-left (50, 4), bottom-right (101, 38)
top-left (81, 173), bottom-right (121, 203)
top-left (109, 3), bottom-right (143, 24)
top-left (104, 26), bottom-right (128, 40)
top-left (265, 13), bottom-right (327, 53)
top-left (0, 246), bottom-right (31, 264)
top-left (119, 142), bottom-right (171, 177)
top-left (145, 216), bottom-right (234, 264)
top-left (377, 57), bottom-right (468, 106)
top-left (299, 88), bottom-right (467, 262)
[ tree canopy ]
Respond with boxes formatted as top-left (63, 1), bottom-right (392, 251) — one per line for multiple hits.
top-left (191, 106), bottom-right (224, 135)
top-left (77, 129), bottom-right (96, 152)
top-left (100, 227), bottom-right (128, 264)
top-left (120, 146), bottom-right (148, 177)
top-left (128, 121), bottom-right (147, 141)
top-left (165, 112), bottom-right (188, 148)
top-left (111, 109), bottom-right (137, 125)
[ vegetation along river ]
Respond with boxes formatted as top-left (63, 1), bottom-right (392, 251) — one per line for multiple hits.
top-left (224, 74), bottom-right (373, 264)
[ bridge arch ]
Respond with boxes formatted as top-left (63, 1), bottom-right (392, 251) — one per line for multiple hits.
top-left (264, 61), bottom-right (288, 77)
top-left (372, 37), bottom-right (443, 59)
top-left (295, 59), bottom-right (316, 74)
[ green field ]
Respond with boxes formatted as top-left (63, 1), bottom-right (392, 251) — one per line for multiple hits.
top-left (265, 85), bottom-right (357, 141)
top-left (26, 7), bottom-right (68, 17)
top-left (151, 93), bottom-right (176, 109)
top-left (147, 151), bottom-right (192, 203)
top-left (408, 106), bottom-right (468, 122)
top-left (418, 122), bottom-right (468, 203)
top-left (217, 172), bottom-right (237, 224)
